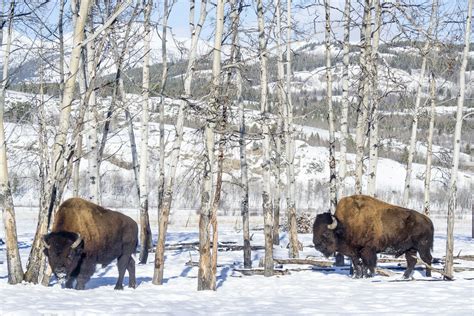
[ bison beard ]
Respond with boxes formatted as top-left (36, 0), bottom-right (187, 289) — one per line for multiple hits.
top-left (313, 195), bottom-right (434, 279)
top-left (43, 198), bottom-right (138, 290)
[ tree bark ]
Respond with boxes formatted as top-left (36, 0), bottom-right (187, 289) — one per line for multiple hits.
top-left (153, 0), bottom-right (208, 285)
top-left (354, 0), bottom-right (372, 195)
top-left (325, 0), bottom-right (337, 214)
top-left (85, 17), bottom-right (100, 203)
top-left (285, 0), bottom-right (299, 259)
top-left (0, 0), bottom-right (23, 284)
top-left (423, 71), bottom-right (436, 217)
top-left (138, 0), bottom-right (153, 265)
top-left (274, 0), bottom-right (285, 246)
top-left (257, 0), bottom-right (274, 277)
top-left (445, 0), bottom-right (472, 279)
top-left (157, 0), bottom-right (171, 223)
top-left (338, 0), bottom-right (350, 198)
top-left (366, 0), bottom-right (381, 197)
top-left (229, 0), bottom-right (251, 269)
top-left (198, 0), bottom-right (224, 291)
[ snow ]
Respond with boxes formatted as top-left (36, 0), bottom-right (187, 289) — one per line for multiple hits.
top-left (1, 209), bottom-right (473, 315)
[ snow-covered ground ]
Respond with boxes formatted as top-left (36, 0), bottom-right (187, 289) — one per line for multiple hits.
top-left (1, 208), bottom-right (473, 315)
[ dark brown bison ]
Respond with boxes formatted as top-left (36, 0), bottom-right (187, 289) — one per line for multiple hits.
top-left (313, 195), bottom-right (434, 278)
top-left (43, 198), bottom-right (138, 290)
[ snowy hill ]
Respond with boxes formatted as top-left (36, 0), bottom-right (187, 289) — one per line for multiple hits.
top-left (3, 90), bottom-right (472, 215)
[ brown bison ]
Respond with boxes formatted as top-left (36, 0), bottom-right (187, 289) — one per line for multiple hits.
top-left (313, 195), bottom-right (434, 278)
top-left (43, 198), bottom-right (138, 290)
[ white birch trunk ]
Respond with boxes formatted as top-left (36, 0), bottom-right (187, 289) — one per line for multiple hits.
top-left (58, 0), bottom-right (65, 103)
top-left (228, 0), bottom-right (251, 268)
top-left (286, 0), bottom-right (299, 259)
top-left (274, 0), bottom-right (285, 246)
top-left (402, 0), bottom-right (439, 206)
top-left (423, 72), bottom-right (436, 217)
top-left (325, 0), bottom-right (337, 213)
top-left (445, 0), bottom-right (472, 279)
top-left (198, 0), bottom-right (224, 291)
top-left (85, 20), bottom-right (100, 203)
top-left (338, 0), bottom-right (350, 198)
top-left (257, 0), bottom-right (274, 277)
top-left (0, 0), bottom-right (23, 284)
top-left (138, 0), bottom-right (153, 265)
top-left (354, 0), bottom-right (372, 195)
top-left (367, 0), bottom-right (381, 197)
top-left (157, 0), bottom-right (170, 218)
top-left (24, 0), bottom-right (93, 284)
top-left (153, 0), bottom-right (208, 286)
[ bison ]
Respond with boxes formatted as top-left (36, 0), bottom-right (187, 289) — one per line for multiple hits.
top-left (313, 195), bottom-right (434, 279)
top-left (43, 198), bottom-right (138, 290)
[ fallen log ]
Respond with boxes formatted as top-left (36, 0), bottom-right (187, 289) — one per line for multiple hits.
top-left (185, 260), bottom-right (225, 268)
top-left (234, 268), bottom-right (290, 276)
top-left (412, 256), bottom-right (453, 280)
top-left (259, 258), bottom-right (335, 268)
top-left (375, 268), bottom-right (396, 277)
top-left (158, 241), bottom-right (265, 252)
top-left (454, 255), bottom-right (474, 261)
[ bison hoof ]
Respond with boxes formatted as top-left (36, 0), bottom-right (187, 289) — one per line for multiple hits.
top-left (114, 284), bottom-right (124, 290)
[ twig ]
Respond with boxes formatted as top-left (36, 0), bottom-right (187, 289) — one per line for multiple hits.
top-left (234, 268), bottom-right (290, 276)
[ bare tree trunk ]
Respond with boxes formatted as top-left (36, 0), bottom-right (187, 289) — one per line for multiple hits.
top-left (445, 0), bottom-right (472, 279)
top-left (274, 0), bottom-right (285, 246)
top-left (0, 0), bottom-right (23, 284)
top-left (198, 0), bottom-right (224, 291)
top-left (85, 18), bottom-right (100, 203)
top-left (286, 0), bottom-right (299, 259)
top-left (138, 0), bottom-right (153, 264)
top-left (354, 0), bottom-right (372, 195)
top-left (125, 105), bottom-right (140, 200)
top-left (72, 135), bottom-right (82, 196)
top-left (157, 0), bottom-right (171, 222)
top-left (228, 0), bottom-right (250, 269)
top-left (325, 0), bottom-right (337, 214)
top-left (257, 0), bottom-right (274, 277)
top-left (24, 0), bottom-right (93, 284)
top-left (338, 0), bottom-right (351, 198)
top-left (153, 0), bottom-right (208, 286)
top-left (423, 72), bottom-right (436, 216)
top-left (402, 0), bottom-right (438, 206)
top-left (58, 0), bottom-right (65, 103)
top-left (366, 0), bottom-right (381, 197)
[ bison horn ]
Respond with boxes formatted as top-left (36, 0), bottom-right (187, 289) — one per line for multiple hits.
top-left (71, 233), bottom-right (83, 249)
top-left (42, 235), bottom-right (51, 249)
top-left (327, 215), bottom-right (338, 230)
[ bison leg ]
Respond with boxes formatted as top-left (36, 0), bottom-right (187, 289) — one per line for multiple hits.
top-left (350, 257), bottom-right (364, 278)
top-left (75, 263), bottom-right (95, 290)
top-left (127, 257), bottom-right (136, 288)
top-left (419, 249), bottom-right (432, 277)
top-left (360, 248), bottom-right (377, 278)
top-left (65, 278), bottom-right (75, 289)
top-left (115, 255), bottom-right (131, 290)
top-left (403, 249), bottom-right (417, 279)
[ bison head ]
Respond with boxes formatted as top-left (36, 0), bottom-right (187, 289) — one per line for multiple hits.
top-left (312, 213), bottom-right (339, 258)
top-left (43, 231), bottom-right (84, 281)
